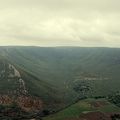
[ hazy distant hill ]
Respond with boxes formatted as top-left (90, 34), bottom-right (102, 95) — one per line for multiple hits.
top-left (0, 46), bottom-right (120, 119)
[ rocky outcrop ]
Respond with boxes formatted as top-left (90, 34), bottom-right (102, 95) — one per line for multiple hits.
top-left (17, 96), bottom-right (43, 112)
top-left (0, 95), bottom-right (13, 105)
top-left (8, 64), bottom-right (28, 95)
top-left (0, 95), bottom-right (43, 112)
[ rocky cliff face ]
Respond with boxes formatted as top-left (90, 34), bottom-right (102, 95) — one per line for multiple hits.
top-left (4, 62), bottom-right (28, 95)
top-left (0, 59), bottom-right (43, 112)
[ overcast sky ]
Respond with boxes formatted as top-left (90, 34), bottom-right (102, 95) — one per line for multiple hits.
top-left (0, 0), bottom-right (120, 47)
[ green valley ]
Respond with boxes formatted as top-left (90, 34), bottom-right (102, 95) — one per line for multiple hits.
top-left (0, 46), bottom-right (120, 119)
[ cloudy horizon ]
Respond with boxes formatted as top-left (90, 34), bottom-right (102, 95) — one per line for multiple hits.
top-left (0, 0), bottom-right (120, 47)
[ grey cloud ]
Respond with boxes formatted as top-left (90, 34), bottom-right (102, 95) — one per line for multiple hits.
top-left (0, 0), bottom-right (120, 47)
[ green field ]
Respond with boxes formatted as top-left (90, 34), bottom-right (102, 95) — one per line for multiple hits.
top-left (44, 98), bottom-right (120, 120)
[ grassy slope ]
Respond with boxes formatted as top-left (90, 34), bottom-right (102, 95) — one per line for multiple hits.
top-left (44, 98), bottom-right (120, 120)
